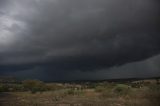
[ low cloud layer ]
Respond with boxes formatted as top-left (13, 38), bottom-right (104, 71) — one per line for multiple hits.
top-left (0, 0), bottom-right (160, 80)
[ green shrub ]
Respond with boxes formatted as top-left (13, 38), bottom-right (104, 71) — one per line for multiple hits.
top-left (66, 88), bottom-right (84, 96)
top-left (95, 86), bottom-right (106, 92)
top-left (13, 84), bottom-right (24, 91)
top-left (31, 87), bottom-right (39, 94)
top-left (67, 89), bottom-right (75, 95)
top-left (149, 84), bottom-right (160, 92)
top-left (0, 84), bottom-right (4, 92)
top-left (7, 84), bottom-right (24, 92)
top-left (75, 90), bottom-right (84, 96)
top-left (113, 84), bottom-right (131, 96)
top-left (0, 84), bottom-right (9, 92)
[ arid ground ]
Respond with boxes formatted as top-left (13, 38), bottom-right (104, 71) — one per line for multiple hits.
top-left (0, 79), bottom-right (160, 106)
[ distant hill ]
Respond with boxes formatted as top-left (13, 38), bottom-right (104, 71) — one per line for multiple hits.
top-left (0, 76), bottom-right (20, 84)
top-left (0, 76), bottom-right (159, 84)
top-left (47, 76), bottom-right (160, 83)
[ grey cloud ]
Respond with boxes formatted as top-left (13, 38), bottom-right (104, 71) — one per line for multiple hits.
top-left (0, 0), bottom-right (160, 80)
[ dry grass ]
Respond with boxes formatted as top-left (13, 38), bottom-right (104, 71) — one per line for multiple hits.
top-left (0, 80), bottom-right (160, 106)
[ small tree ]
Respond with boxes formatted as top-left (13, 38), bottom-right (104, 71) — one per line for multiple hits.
top-left (22, 80), bottom-right (46, 93)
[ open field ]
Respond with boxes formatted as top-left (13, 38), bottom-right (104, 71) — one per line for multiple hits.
top-left (0, 79), bottom-right (160, 106)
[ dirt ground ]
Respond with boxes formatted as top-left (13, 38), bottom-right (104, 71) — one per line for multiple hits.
top-left (0, 88), bottom-right (159, 106)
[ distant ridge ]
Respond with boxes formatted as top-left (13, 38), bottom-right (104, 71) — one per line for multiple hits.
top-left (0, 76), bottom-right (159, 83)
top-left (45, 76), bottom-right (160, 83)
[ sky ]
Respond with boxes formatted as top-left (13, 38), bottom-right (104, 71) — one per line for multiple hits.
top-left (0, 0), bottom-right (160, 81)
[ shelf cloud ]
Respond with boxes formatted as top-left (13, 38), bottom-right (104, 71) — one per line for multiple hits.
top-left (0, 0), bottom-right (160, 80)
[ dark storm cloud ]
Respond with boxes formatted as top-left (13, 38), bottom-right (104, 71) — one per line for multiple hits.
top-left (7, 54), bottom-right (160, 81)
top-left (0, 0), bottom-right (160, 80)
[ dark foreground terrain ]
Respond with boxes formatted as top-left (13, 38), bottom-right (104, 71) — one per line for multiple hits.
top-left (0, 78), bottom-right (160, 106)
